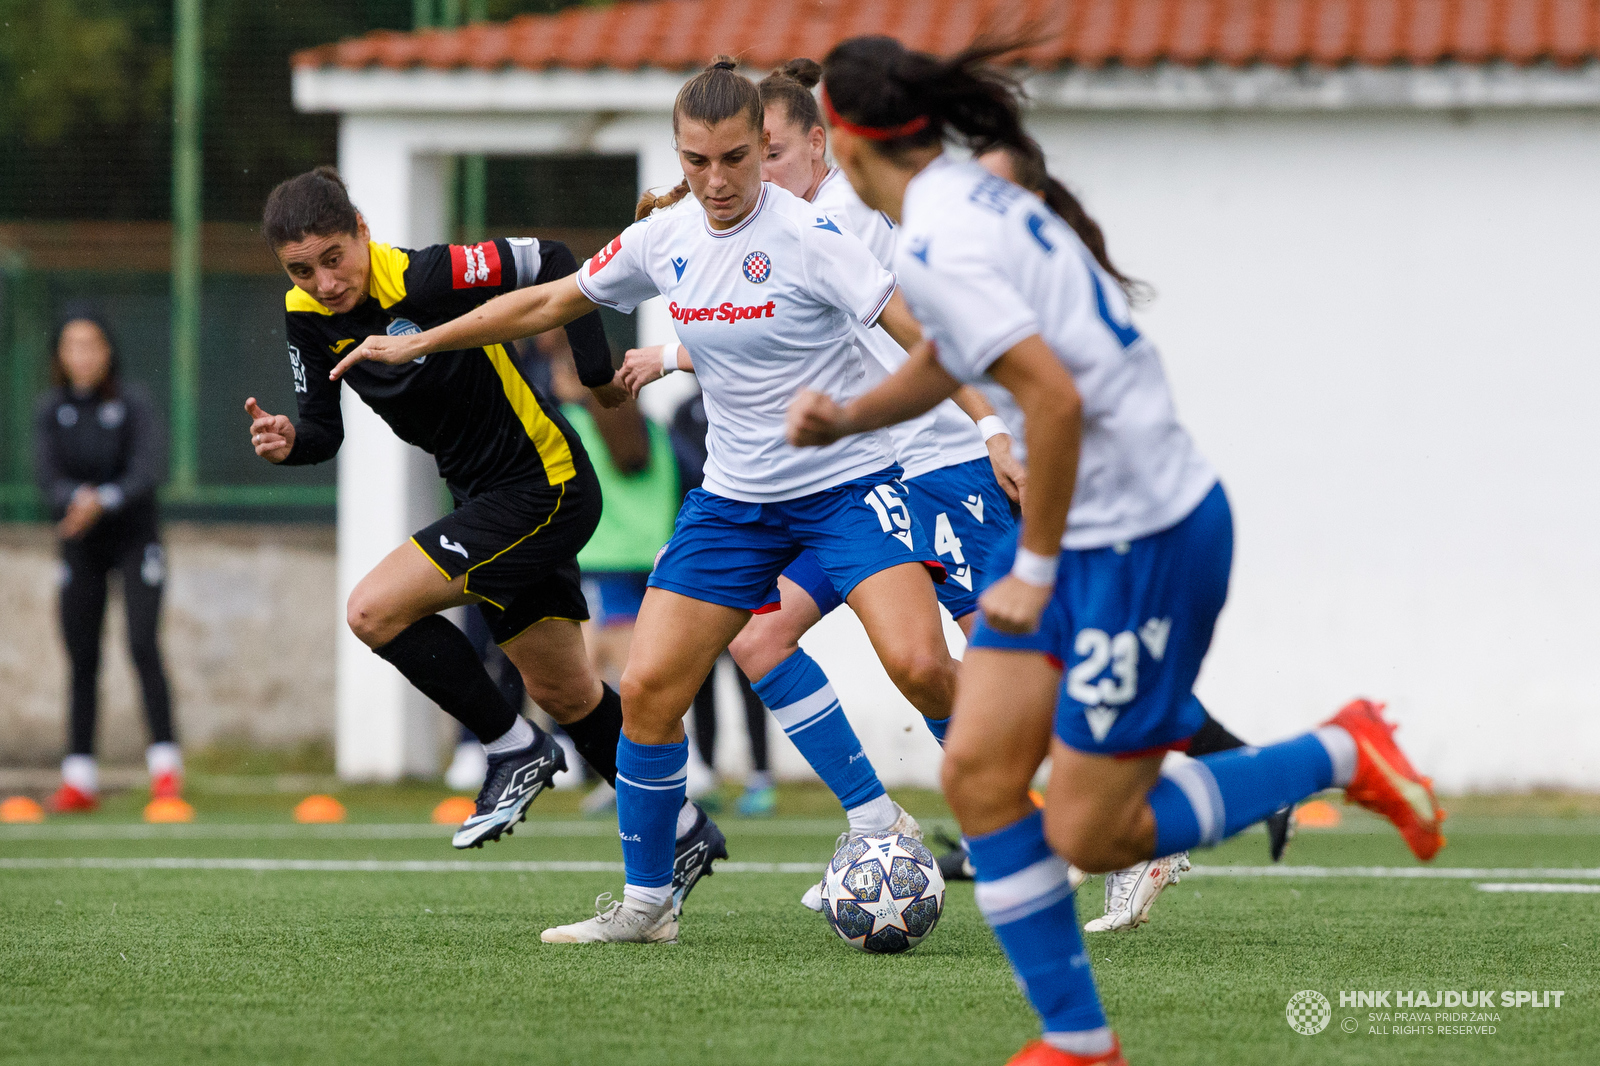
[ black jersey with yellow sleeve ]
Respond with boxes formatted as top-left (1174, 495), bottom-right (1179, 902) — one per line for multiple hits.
top-left (280, 237), bottom-right (613, 497)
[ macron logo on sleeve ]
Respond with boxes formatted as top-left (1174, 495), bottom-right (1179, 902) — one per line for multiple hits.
top-left (449, 242), bottom-right (502, 289)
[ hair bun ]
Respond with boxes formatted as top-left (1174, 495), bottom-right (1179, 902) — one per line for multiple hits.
top-left (708, 55), bottom-right (739, 72)
top-left (778, 57), bottom-right (821, 89)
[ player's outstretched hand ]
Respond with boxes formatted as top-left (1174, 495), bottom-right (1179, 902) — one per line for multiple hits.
top-left (589, 375), bottom-right (631, 409)
top-left (977, 574), bottom-right (1051, 635)
top-left (786, 390), bottom-right (847, 447)
top-left (330, 333), bottom-right (426, 381)
top-left (245, 398), bottom-right (295, 463)
top-left (617, 345), bottom-right (667, 398)
top-left (987, 434), bottom-right (1027, 505)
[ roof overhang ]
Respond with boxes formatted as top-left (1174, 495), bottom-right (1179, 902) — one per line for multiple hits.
top-left (294, 60), bottom-right (1600, 117)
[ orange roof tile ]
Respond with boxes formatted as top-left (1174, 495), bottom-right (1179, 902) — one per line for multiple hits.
top-left (292, 0), bottom-right (1600, 71)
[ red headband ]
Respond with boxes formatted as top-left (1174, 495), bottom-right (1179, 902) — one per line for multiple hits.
top-left (820, 83), bottom-right (931, 141)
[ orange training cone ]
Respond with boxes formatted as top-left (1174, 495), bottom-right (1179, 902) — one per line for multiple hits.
top-left (1296, 798), bottom-right (1342, 828)
top-left (432, 796), bottom-right (477, 825)
top-left (144, 796), bottom-right (195, 823)
top-left (294, 794), bottom-right (347, 824)
top-left (1, 796), bottom-right (45, 823)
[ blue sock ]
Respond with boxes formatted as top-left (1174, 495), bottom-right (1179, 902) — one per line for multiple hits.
top-left (968, 810), bottom-right (1111, 1047)
top-left (615, 736), bottom-right (687, 898)
top-left (922, 714), bottom-right (950, 746)
top-left (753, 650), bottom-right (885, 810)
top-left (1148, 727), bottom-right (1352, 856)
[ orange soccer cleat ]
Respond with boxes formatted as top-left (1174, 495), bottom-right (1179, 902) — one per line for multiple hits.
top-left (1325, 699), bottom-right (1445, 861)
top-left (150, 770), bottom-right (183, 801)
top-left (49, 784), bottom-right (99, 814)
top-left (1006, 1037), bottom-right (1127, 1066)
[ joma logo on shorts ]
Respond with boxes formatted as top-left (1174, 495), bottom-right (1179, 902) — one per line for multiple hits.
top-left (669, 300), bottom-right (775, 324)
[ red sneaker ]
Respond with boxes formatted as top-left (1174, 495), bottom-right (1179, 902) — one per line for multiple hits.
top-left (151, 771), bottom-right (183, 800)
top-left (49, 784), bottom-right (99, 814)
top-left (1006, 1037), bottom-right (1127, 1066)
top-left (1325, 699), bottom-right (1445, 861)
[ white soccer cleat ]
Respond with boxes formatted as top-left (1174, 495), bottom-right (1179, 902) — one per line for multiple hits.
top-left (540, 893), bottom-right (678, 944)
top-left (1084, 852), bottom-right (1190, 932)
top-left (802, 804), bottom-right (923, 912)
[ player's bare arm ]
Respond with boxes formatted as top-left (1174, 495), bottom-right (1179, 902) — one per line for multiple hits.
top-left (329, 274), bottom-right (600, 380)
top-left (786, 338), bottom-right (959, 447)
top-left (977, 335), bottom-right (1080, 635)
top-left (949, 383), bottom-right (1026, 505)
top-left (618, 342), bottom-right (695, 399)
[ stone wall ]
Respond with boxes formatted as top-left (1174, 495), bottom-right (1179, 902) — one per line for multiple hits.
top-left (0, 523), bottom-right (336, 766)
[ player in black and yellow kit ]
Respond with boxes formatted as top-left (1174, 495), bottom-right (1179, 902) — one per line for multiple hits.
top-left (245, 169), bottom-right (725, 905)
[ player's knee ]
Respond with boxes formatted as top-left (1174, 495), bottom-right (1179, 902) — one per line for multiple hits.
top-left (727, 626), bottom-right (793, 683)
top-left (883, 649), bottom-right (955, 711)
top-left (1045, 806), bottom-right (1131, 874)
top-left (345, 588), bottom-right (396, 647)
top-left (522, 673), bottom-right (596, 724)
top-left (940, 741), bottom-right (1026, 824)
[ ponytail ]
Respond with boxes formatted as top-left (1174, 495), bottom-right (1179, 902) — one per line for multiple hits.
top-left (758, 57), bottom-right (823, 133)
top-left (673, 55), bottom-right (763, 136)
top-left (636, 180), bottom-right (691, 220)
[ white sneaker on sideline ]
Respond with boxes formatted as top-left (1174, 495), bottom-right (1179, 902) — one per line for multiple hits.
top-left (1084, 852), bottom-right (1190, 932)
top-left (801, 804), bottom-right (923, 912)
top-left (540, 893), bottom-right (678, 944)
top-left (444, 742), bottom-right (487, 792)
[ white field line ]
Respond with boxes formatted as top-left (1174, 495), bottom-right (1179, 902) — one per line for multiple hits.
top-left (1475, 882), bottom-right (1600, 894)
top-left (2, 857), bottom-right (1599, 881)
top-left (0, 820), bottom-right (859, 841)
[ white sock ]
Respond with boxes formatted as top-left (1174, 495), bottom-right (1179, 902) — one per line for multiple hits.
top-left (675, 799), bottom-right (698, 841)
top-left (146, 742), bottom-right (182, 776)
top-left (846, 793), bottom-right (899, 835)
top-left (1315, 725), bottom-right (1358, 788)
top-left (62, 754), bottom-right (98, 793)
top-left (623, 883), bottom-right (673, 908)
top-left (483, 716), bottom-right (534, 756)
top-left (1044, 1028), bottom-right (1116, 1056)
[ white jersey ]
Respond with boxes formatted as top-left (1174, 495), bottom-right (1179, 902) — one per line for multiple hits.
top-left (810, 168), bottom-right (989, 481)
top-left (896, 156), bottom-right (1216, 550)
top-left (577, 183), bottom-right (898, 502)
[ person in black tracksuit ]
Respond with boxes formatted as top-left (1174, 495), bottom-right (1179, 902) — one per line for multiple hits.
top-left (33, 312), bottom-right (182, 812)
top-left (244, 169), bottom-right (725, 896)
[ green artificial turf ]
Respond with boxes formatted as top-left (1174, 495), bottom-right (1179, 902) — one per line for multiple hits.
top-left (1, 789), bottom-right (1595, 1065)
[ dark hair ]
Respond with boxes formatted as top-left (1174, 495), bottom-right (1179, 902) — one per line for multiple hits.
top-left (636, 56), bottom-right (765, 219)
top-left (49, 308), bottom-right (121, 399)
top-left (821, 36), bottom-right (1029, 158)
top-left (758, 57), bottom-right (823, 133)
top-left (262, 166), bottom-right (360, 249)
top-left (987, 137), bottom-right (1149, 303)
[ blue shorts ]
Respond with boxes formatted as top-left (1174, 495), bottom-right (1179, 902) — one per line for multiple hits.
top-left (780, 457), bottom-right (1014, 620)
top-left (581, 570), bottom-right (650, 628)
top-left (969, 481), bottom-right (1231, 756)
top-left (649, 468), bottom-right (944, 612)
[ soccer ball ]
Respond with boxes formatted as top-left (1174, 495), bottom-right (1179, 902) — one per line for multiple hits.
top-left (820, 832), bottom-right (945, 954)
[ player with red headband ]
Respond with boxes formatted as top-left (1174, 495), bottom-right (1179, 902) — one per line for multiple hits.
top-left (789, 36), bottom-right (1446, 1066)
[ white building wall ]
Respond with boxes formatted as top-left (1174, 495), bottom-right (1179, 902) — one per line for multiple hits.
top-left (1021, 108), bottom-right (1600, 791)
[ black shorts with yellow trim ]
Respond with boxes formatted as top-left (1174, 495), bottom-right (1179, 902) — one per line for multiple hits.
top-left (413, 470), bottom-right (601, 645)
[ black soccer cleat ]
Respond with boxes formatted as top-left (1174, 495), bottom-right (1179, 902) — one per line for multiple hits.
top-left (671, 802), bottom-right (729, 916)
top-left (1266, 804), bottom-right (1296, 863)
top-left (932, 827), bottom-right (974, 882)
top-left (452, 726), bottom-right (566, 850)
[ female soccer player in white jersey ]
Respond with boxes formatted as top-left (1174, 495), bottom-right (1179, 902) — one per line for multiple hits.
top-left (789, 37), bottom-right (1447, 1066)
top-left (332, 57), bottom-right (962, 946)
top-left (617, 57), bottom-right (1026, 911)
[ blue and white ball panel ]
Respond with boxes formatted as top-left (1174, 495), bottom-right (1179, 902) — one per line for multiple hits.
top-left (969, 481), bottom-right (1231, 755)
top-left (580, 570), bottom-right (650, 628)
top-left (904, 457), bottom-right (1016, 619)
top-left (649, 468), bottom-right (943, 612)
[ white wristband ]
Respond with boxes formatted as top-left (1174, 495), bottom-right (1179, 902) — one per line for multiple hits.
top-left (1010, 546), bottom-right (1057, 588)
top-left (977, 415), bottom-right (1009, 442)
top-left (661, 343), bottom-right (681, 375)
